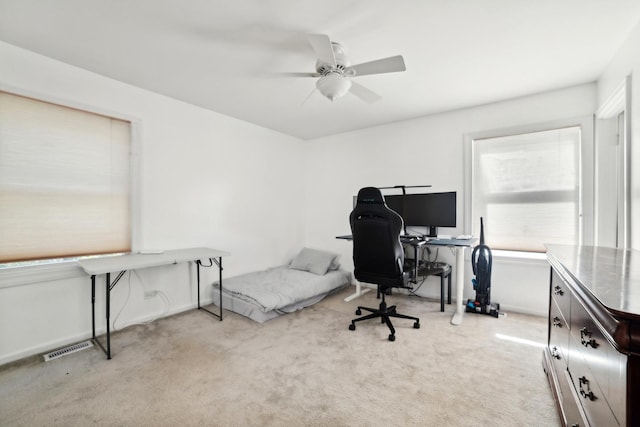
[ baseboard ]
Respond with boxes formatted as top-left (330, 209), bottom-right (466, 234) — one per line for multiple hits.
top-left (110, 299), bottom-right (212, 331)
top-left (0, 331), bottom-right (94, 367)
top-left (0, 296), bottom-right (544, 367)
top-left (493, 303), bottom-right (546, 317)
top-left (0, 298), bottom-right (214, 367)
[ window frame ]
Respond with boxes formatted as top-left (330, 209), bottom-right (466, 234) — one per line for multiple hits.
top-left (463, 116), bottom-right (594, 255)
top-left (0, 85), bottom-right (141, 287)
top-left (594, 76), bottom-right (631, 248)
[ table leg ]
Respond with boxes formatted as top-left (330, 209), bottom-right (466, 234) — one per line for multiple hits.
top-left (92, 272), bottom-right (122, 359)
top-left (343, 280), bottom-right (371, 302)
top-left (218, 257), bottom-right (223, 320)
top-left (197, 261), bottom-right (202, 309)
top-left (440, 274), bottom-right (445, 312)
top-left (91, 275), bottom-right (96, 340)
top-left (451, 246), bottom-right (466, 325)
top-left (105, 272), bottom-right (111, 359)
top-left (197, 258), bottom-right (224, 320)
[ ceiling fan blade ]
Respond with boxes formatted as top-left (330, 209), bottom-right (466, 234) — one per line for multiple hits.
top-left (349, 81), bottom-right (382, 104)
top-left (346, 55), bottom-right (406, 76)
top-left (307, 34), bottom-right (336, 67)
top-left (275, 72), bottom-right (321, 78)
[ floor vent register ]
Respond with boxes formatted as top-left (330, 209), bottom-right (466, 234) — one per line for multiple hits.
top-left (43, 340), bottom-right (93, 362)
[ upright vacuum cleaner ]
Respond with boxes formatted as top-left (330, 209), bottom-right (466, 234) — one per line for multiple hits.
top-left (466, 217), bottom-right (500, 317)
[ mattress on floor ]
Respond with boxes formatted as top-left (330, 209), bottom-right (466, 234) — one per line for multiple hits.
top-left (212, 266), bottom-right (351, 322)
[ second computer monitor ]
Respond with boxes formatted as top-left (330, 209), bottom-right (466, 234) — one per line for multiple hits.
top-left (384, 191), bottom-right (456, 237)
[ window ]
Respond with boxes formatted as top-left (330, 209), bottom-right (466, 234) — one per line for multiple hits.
top-left (0, 91), bottom-right (132, 265)
top-left (465, 118), bottom-right (593, 253)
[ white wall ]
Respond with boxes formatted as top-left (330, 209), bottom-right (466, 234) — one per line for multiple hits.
top-left (0, 42), bottom-right (305, 364)
top-left (597, 21), bottom-right (640, 249)
top-left (5, 20), bottom-right (639, 364)
top-left (303, 84), bottom-right (597, 316)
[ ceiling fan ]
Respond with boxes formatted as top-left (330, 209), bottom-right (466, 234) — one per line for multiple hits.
top-left (285, 34), bottom-right (406, 103)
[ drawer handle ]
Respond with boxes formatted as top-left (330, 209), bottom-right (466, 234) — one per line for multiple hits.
top-left (552, 317), bottom-right (562, 327)
top-left (580, 327), bottom-right (598, 348)
top-left (553, 285), bottom-right (564, 296)
top-left (578, 376), bottom-right (596, 401)
top-left (551, 346), bottom-right (561, 360)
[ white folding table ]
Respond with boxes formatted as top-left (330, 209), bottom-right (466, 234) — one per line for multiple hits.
top-left (78, 247), bottom-right (230, 359)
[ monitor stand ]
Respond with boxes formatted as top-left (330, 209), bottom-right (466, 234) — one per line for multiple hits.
top-left (427, 226), bottom-right (438, 238)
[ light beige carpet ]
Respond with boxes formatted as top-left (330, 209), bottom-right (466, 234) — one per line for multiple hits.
top-left (0, 287), bottom-right (559, 426)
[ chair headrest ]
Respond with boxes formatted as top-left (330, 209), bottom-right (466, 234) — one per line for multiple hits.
top-left (356, 187), bottom-right (384, 204)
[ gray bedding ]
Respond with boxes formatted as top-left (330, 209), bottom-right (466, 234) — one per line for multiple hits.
top-left (212, 266), bottom-right (351, 320)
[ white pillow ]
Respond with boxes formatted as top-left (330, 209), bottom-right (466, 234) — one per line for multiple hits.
top-left (289, 247), bottom-right (339, 275)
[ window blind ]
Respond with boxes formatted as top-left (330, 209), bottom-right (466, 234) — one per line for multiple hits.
top-left (471, 127), bottom-right (581, 252)
top-left (0, 91), bottom-right (131, 263)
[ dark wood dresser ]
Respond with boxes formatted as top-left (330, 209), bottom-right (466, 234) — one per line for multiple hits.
top-left (543, 245), bottom-right (640, 427)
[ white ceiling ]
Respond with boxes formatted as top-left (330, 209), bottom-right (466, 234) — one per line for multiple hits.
top-left (1, 0), bottom-right (640, 140)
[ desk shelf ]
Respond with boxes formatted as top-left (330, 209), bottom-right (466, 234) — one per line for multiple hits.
top-left (409, 262), bottom-right (452, 312)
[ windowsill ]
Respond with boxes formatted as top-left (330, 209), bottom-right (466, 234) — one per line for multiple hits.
top-left (490, 249), bottom-right (548, 264)
top-left (0, 260), bottom-right (87, 289)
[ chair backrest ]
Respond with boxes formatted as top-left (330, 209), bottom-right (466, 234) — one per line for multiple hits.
top-left (349, 187), bottom-right (405, 288)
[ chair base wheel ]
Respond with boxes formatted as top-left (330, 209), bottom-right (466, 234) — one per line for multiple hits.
top-left (349, 293), bottom-right (420, 341)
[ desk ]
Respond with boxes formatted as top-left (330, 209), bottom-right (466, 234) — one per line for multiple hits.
top-left (78, 247), bottom-right (230, 359)
top-left (336, 235), bottom-right (474, 325)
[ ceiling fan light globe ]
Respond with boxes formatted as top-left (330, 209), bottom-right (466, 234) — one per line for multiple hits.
top-left (316, 74), bottom-right (351, 101)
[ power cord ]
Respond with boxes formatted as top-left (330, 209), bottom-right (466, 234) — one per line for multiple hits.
top-left (408, 276), bottom-right (427, 296)
top-left (112, 270), bottom-right (172, 331)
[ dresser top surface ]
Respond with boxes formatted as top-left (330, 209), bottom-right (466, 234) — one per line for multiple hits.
top-left (546, 244), bottom-right (640, 316)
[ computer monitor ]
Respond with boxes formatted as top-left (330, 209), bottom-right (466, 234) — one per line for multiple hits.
top-left (384, 191), bottom-right (457, 237)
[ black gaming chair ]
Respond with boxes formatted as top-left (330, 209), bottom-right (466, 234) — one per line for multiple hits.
top-left (348, 187), bottom-right (420, 341)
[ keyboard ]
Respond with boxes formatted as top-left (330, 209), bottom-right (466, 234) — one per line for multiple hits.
top-left (400, 235), bottom-right (422, 241)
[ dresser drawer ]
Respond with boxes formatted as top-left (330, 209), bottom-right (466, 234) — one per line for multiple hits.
top-left (570, 297), bottom-right (609, 388)
top-left (551, 269), bottom-right (571, 323)
top-left (570, 298), bottom-right (624, 426)
top-left (562, 370), bottom-right (589, 427)
top-left (568, 336), bottom-right (620, 427)
top-left (549, 298), bottom-right (570, 364)
top-left (544, 347), bottom-right (587, 427)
